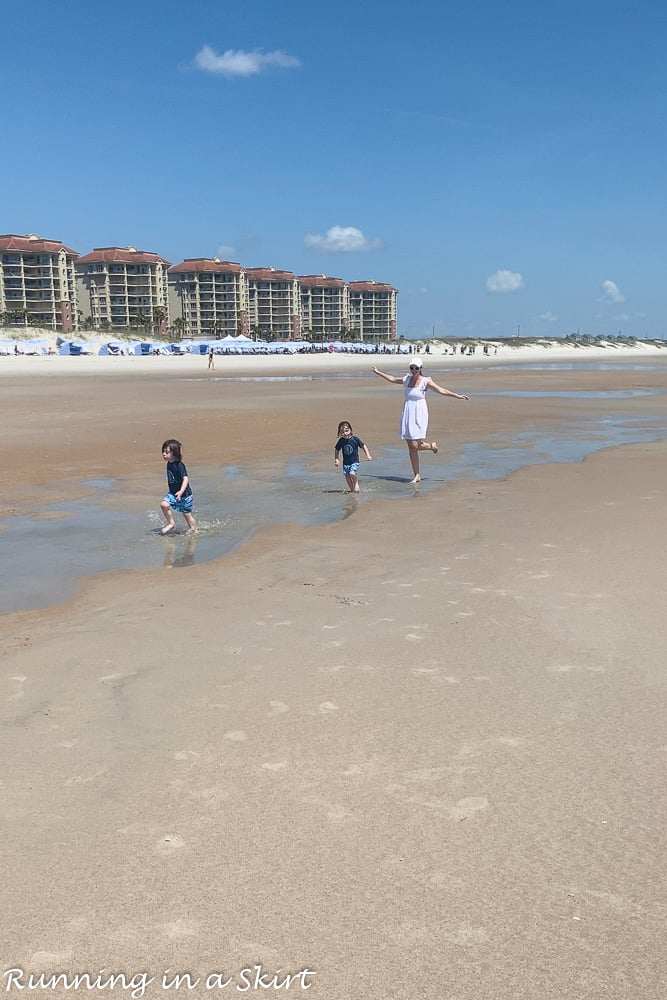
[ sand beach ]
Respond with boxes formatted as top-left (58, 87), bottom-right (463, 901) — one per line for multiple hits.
top-left (1, 347), bottom-right (666, 998)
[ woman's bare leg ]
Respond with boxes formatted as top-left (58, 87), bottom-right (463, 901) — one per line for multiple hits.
top-left (407, 441), bottom-right (420, 483)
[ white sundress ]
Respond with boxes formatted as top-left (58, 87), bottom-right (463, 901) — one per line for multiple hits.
top-left (400, 375), bottom-right (431, 440)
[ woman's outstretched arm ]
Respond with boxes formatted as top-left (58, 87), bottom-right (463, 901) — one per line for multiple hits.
top-left (371, 366), bottom-right (403, 384)
top-left (427, 380), bottom-right (469, 400)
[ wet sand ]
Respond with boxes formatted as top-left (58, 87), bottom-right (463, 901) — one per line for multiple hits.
top-left (1, 360), bottom-right (666, 998)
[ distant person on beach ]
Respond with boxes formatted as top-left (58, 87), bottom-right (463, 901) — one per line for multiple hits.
top-left (160, 439), bottom-right (197, 535)
top-left (371, 356), bottom-right (469, 484)
top-left (334, 421), bottom-right (372, 493)
top-left (207, 348), bottom-right (214, 370)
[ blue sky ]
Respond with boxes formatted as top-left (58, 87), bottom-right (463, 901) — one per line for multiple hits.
top-left (2, 0), bottom-right (667, 339)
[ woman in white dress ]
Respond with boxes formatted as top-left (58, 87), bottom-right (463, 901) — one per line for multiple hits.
top-left (371, 356), bottom-right (469, 483)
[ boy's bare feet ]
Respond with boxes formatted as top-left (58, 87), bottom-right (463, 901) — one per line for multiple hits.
top-left (161, 523), bottom-right (175, 535)
top-left (409, 474), bottom-right (421, 484)
top-left (431, 442), bottom-right (439, 454)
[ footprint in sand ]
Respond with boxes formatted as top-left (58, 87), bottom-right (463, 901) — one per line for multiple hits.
top-left (318, 702), bottom-right (340, 714)
top-left (29, 951), bottom-right (73, 969)
top-left (191, 786), bottom-right (229, 805)
top-left (450, 797), bottom-right (489, 821)
top-left (156, 834), bottom-right (185, 854)
top-left (161, 918), bottom-right (198, 939)
top-left (327, 805), bottom-right (352, 822)
top-left (224, 730), bottom-right (247, 741)
top-left (7, 675), bottom-right (26, 702)
top-left (268, 700), bottom-right (290, 715)
top-left (448, 923), bottom-right (488, 946)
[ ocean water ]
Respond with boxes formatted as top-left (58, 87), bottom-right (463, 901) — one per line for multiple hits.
top-left (4, 392), bottom-right (667, 615)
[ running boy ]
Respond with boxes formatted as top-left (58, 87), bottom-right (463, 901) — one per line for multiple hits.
top-left (334, 421), bottom-right (372, 493)
top-left (160, 439), bottom-right (197, 534)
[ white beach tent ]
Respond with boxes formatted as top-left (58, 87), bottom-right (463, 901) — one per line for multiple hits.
top-left (21, 339), bottom-right (50, 355)
top-left (99, 340), bottom-right (131, 355)
top-left (268, 340), bottom-right (312, 354)
top-left (0, 340), bottom-right (17, 355)
top-left (132, 341), bottom-right (170, 355)
top-left (58, 340), bottom-right (96, 355)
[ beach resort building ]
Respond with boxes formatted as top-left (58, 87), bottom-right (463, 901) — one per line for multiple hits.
top-left (298, 275), bottom-right (348, 339)
top-left (165, 263), bottom-right (398, 341)
top-left (75, 247), bottom-right (171, 333)
top-left (347, 281), bottom-right (397, 340)
top-left (167, 258), bottom-right (249, 338)
top-left (0, 233), bottom-right (78, 332)
top-left (245, 267), bottom-right (301, 339)
top-left (0, 228), bottom-right (399, 341)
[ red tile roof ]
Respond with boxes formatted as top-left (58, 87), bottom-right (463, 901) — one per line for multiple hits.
top-left (76, 247), bottom-right (171, 265)
top-left (169, 258), bottom-right (242, 274)
top-left (298, 275), bottom-right (345, 287)
top-left (347, 281), bottom-right (397, 292)
top-left (245, 267), bottom-right (295, 281)
top-left (0, 234), bottom-right (78, 255)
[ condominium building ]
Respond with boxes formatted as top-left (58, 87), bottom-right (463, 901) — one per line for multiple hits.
top-left (347, 281), bottom-right (397, 340)
top-left (298, 275), bottom-right (347, 339)
top-left (75, 247), bottom-right (170, 332)
top-left (168, 258), bottom-right (249, 338)
top-left (0, 233), bottom-right (78, 331)
top-left (1, 229), bottom-right (400, 340)
top-left (246, 267), bottom-right (300, 339)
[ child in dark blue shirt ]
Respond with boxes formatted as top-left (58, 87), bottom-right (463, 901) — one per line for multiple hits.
top-left (334, 421), bottom-right (372, 493)
top-left (160, 438), bottom-right (197, 534)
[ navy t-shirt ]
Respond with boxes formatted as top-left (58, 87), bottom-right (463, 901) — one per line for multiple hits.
top-left (335, 435), bottom-right (364, 465)
top-left (166, 460), bottom-right (192, 497)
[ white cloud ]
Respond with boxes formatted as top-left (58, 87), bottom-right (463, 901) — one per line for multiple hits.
top-left (486, 269), bottom-right (524, 293)
top-left (539, 311), bottom-right (558, 322)
top-left (217, 244), bottom-right (237, 258)
top-left (599, 279), bottom-right (625, 303)
top-left (304, 226), bottom-right (383, 253)
top-left (420, 287), bottom-right (428, 295)
top-left (613, 313), bottom-right (630, 322)
top-left (194, 45), bottom-right (301, 78)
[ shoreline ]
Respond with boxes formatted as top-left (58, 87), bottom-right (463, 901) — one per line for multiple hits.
top-left (1, 340), bottom-right (667, 377)
top-left (4, 354), bottom-right (667, 621)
